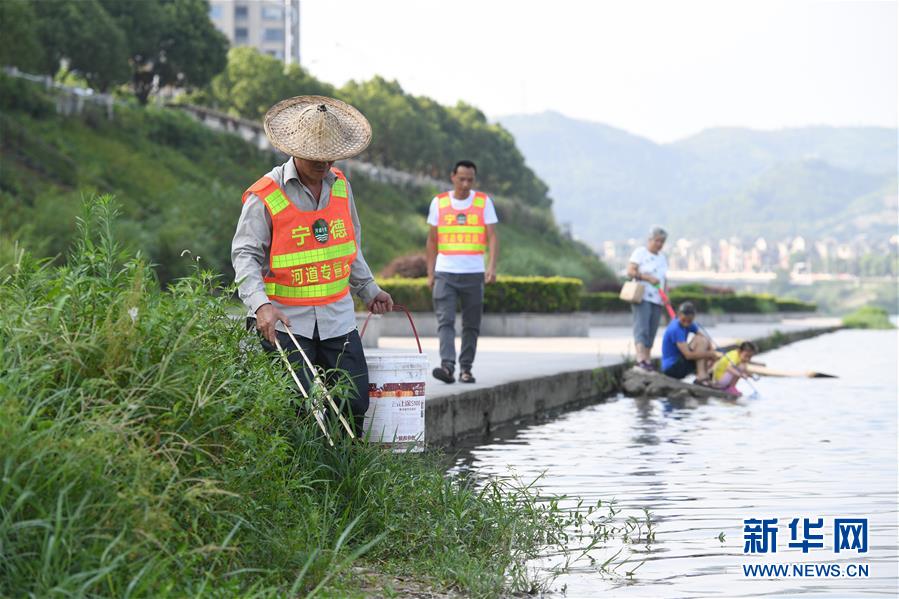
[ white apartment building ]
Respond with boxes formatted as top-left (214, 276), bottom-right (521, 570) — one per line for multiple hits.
top-left (209, 0), bottom-right (301, 64)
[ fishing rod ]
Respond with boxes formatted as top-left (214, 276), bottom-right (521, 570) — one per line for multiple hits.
top-left (273, 338), bottom-right (335, 446)
top-left (655, 283), bottom-right (676, 319)
top-left (695, 322), bottom-right (761, 397)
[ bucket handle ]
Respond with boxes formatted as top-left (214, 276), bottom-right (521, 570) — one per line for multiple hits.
top-left (360, 304), bottom-right (423, 354)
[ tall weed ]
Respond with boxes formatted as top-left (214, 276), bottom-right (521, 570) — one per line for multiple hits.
top-left (0, 197), bottom-right (599, 597)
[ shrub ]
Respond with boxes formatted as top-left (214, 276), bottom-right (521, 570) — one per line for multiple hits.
top-left (775, 298), bottom-right (818, 312)
top-left (376, 276), bottom-right (584, 313)
top-left (380, 253), bottom-right (428, 278)
top-left (580, 291), bottom-right (621, 312)
top-left (580, 291), bottom-right (817, 313)
top-left (485, 276), bottom-right (583, 313)
top-left (0, 72), bottom-right (55, 118)
top-left (842, 306), bottom-right (895, 329)
top-left (671, 282), bottom-right (735, 295)
top-left (373, 277), bottom-right (431, 311)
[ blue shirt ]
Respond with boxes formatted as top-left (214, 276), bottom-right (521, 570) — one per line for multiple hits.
top-left (661, 319), bottom-right (698, 371)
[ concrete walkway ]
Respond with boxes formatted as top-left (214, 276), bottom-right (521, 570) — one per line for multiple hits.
top-left (374, 317), bottom-right (841, 399)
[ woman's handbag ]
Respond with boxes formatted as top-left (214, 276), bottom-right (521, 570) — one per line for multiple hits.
top-left (619, 279), bottom-right (644, 303)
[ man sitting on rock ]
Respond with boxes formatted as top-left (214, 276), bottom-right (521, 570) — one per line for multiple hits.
top-left (660, 302), bottom-right (718, 384)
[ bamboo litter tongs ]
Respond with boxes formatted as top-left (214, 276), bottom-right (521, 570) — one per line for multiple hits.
top-left (272, 328), bottom-right (357, 446)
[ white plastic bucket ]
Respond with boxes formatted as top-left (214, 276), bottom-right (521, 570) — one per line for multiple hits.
top-left (363, 350), bottom-right (428, 452)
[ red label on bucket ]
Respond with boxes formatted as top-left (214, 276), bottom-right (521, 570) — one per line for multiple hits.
top-left (368, 381), bottom-right (425, 398)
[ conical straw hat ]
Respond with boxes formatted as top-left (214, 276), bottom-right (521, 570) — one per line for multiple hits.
top-left (263, 95), bottom-right (372, 161)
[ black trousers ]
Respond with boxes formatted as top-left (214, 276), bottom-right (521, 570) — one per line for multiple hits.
top-left (250, 319), bottom-right (369, 436)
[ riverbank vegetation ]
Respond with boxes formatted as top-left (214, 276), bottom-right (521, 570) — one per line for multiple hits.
top-left (841, 305), bottom-right (895, 329)
top-left (0, 198), bottom-right (612, 597)
top-left (0, 71), bottom-right (613, 287)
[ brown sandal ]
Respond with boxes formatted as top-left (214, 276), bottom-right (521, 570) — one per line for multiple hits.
top-left (432, 365), bottom-right (455, 384)
top-left (459, 371), bottom-right (476, 383)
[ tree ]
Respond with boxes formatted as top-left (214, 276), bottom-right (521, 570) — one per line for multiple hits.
top-left (207, 47), bottom-right (334, 119)
top-left (99, 0), bottom-right (229, 104)
top-left (0, 0), bottom-right (44, 72)
top-left (31, 0), bottom-right (130, 91)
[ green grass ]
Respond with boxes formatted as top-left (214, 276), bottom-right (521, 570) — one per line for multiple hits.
top-left (0, 197), bottom-right (620, 597)
top-left (0, 72), bottom-right (614, 288)
top-left (841, 305), bottom-right (895, 329)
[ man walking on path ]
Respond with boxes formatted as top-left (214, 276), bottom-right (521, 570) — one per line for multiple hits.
top-left (232, 95), bottom-right (393, 434)
top-left (426, 160), bottom-right (499, 384)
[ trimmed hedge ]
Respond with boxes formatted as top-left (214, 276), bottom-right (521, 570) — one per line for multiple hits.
top-left (580, 291), bottom-right (816, 314)
top-left (376, 276), bottom-right (584, 313)
top-left (774, 298), bottom-right (818, 312)
top-left (667, 291), bottom-right (776, 313)
top-left (580, 291), bottom-right (621, 312)
top-left (485, 276), bottom-right (583, 313)
top-left (372, 281), bottom-right (817, 314)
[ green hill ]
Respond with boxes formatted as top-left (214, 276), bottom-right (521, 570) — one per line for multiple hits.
top-left (670, 159), bottom-right (896, 240)
top-left (500, 111), bottom-right (898, 243)
top-left (0, 73), bottom-right (612, 287)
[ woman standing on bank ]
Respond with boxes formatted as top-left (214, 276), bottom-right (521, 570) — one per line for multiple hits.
top-left (627, 226), bottom-right (669, 371)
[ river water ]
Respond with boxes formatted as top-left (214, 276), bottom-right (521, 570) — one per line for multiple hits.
top-left (453, 330), bottom-right (898, 597)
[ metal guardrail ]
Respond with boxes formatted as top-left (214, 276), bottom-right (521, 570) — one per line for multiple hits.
top-left (3, 66), bottom-right (116, 120)
top-left (2, 65), bottom-right (447, 190)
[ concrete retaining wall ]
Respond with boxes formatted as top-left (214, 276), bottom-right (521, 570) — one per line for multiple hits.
top-left (426, 325), bottom-right (842, 446)
top-left (426, 363), bottom-right (629, 445)
top-left (377, 311), bottom-right (591, 337)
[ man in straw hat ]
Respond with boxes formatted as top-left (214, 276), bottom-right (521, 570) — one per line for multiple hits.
top-left (232, 95), bottom-right (393, 436)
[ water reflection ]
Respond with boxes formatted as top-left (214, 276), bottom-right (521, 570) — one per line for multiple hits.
top-left (452, 331), bottom-right (898, 597)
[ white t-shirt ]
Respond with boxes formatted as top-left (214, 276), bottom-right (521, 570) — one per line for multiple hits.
top-left (427, 191), bottom-right (499, 274)
top-left (628, 246), bottom-right (668, 305)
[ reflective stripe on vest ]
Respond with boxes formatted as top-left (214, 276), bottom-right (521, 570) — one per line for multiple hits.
top-left (270, 240), bottom-right (357, 269)
top-left (436, 191), bottom-right (487, 255)
top-left (265, 278), bottom-right (349, 300)
top-left (242, 167), bottom-right (358, 306)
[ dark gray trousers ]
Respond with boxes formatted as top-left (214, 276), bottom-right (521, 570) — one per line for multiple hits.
top-left (432, 272), bottom-right (484, 372)
top-left (250, 319), bottom-right (369, 436)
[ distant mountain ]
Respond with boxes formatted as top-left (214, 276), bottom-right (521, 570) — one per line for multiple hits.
top-left (499, 112), bottom-right (898, 244)
top-left (670, 160), bottom-right (896, 240)
top-left (674, 126), bottom-right (898, 177)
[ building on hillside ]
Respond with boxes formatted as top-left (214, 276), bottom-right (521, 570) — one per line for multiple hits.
top-left (209, 0), bottom-right (300, 64)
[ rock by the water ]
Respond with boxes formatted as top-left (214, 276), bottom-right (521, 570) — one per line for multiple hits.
top-left (622, 367), bottom-right (734, 400)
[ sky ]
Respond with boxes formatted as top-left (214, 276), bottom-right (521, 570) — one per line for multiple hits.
top-left (299, 0), bottom-right (898, 143)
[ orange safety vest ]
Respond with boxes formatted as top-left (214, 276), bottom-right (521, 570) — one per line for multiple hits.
top-left (242, 167), bottom-right (358, 306)
top-left (436, 191), bottom-right (487, 255)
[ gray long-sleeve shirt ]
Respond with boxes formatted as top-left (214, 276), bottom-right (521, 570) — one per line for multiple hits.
top-left (231, 158), bottom-right (381, 339)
